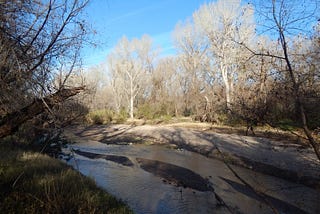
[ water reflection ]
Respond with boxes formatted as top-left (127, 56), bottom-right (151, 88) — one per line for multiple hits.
top-left (65, 142), bottom-right (320, 214)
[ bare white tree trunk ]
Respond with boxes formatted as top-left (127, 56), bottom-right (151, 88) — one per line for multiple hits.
top-left (108, 35), bottom-right (156, 119)
top-left (221, 65), bottom-right (231, 109)
top-left (129, 78), bottom-right (134, 119)
top-left (193, 0), bottom-right (254, 109)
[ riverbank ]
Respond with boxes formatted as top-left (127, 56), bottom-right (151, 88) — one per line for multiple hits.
top-left (0, 142), bottom-right (133, 213)
top-left (66, 123), bottom-right (320, 190)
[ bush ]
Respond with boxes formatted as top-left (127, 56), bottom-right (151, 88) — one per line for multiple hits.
top-left (276, 119), bottom-right (298, 131)
top-left (91, 114), bottom-right (104, 124)
top-left (87, 109), bottom-right (114, 125)
top-left (136, 103), bottom-right (174, 120)
top-left (86, 109), bottom-right (129, 125)
top-left (136, 104), bottom-right (154, 120)
top-left (161, 114), bottom-right (172, 122)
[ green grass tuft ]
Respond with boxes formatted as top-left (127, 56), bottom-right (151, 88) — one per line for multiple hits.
top-left (277, 119), bottom-right (298, 131)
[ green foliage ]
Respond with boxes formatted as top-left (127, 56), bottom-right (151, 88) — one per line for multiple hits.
top-left (87, 109), bottom-right (128, 125)
top-left (114, 108), bottom-right (128, 124)
top-left (91, 114), bottom-right (105, 125)
top-left (0, 143), bottom-right (133, 214)
top-left (136, 103), bottom-right (173, 120)
top-left (87, 109), bottom-right (114, 125)
top-left (276, 119), bottom-right (298, 131)
top-left (136, 103), bottom-right (154, 120)
top-left (161, 114), bottom-right (172, 122)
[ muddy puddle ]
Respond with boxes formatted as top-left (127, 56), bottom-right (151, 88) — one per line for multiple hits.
top-left (64, 140), bottom-right (320, 214)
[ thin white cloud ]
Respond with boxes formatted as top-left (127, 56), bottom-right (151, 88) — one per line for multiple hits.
top-left (152, 31), bottom-right (176, 56)
top-left (106, 2), bottom-right (165, 25)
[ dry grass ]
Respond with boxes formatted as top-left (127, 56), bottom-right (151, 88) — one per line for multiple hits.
top-left (0, 142), bottom-right (133, 214)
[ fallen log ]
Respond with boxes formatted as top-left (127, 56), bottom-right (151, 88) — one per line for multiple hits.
top-left (0, 86), bottom-right (84, 139)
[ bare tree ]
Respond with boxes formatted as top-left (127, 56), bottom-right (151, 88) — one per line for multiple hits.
top-left (173, 19), bottom-right (210, 116)
top-left (247, 0), bottom-right (320, 159)
top-left (0, 0), bottom-right (90, 139)
top-left (107, 35), bottom-right (157, 119)
top-left (193, 0), bottom-right (255, 108)
top-left (230, 36), bottom-right (279, 134)
top-left (108, 54), bottom-right (127, 113)
top-left (144, 57), bottom-right (181, 117)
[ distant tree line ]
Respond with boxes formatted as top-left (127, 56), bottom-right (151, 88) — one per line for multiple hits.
top-left (84, 0), bottom-right (320, 159)
top-left (0, 0), bottom-right (319, 159)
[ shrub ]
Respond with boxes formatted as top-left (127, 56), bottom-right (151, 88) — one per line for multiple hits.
top-left (276, 119), bottom-right (298, 131)
top-left (91, 114), bottom-right (104, 124)
top-left (136, 104), bottom-right (154, 120)
top-left (160, 114), bottom-right (172, 123)
top-left (137, 103), bottom-right (174, 120)
top-left (87, 109), bottom-right (114, 125)
top-left (114, 108), bottom-right (128, 124)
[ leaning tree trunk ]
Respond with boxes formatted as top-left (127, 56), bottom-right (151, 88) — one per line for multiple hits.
top-left (0, 86), bottom-right (84, 139)
top-left (274, 14), bottom-right (320, 160)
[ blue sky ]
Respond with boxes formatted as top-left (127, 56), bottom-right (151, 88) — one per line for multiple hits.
top-left (82, 0), bottom-right (208, 67)
top-left (81, 0), bottom-right (319, 68)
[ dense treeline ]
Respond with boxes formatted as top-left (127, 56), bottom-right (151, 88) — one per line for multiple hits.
top-left (0, 1), bottom-right (318, 212)
top-left (0, 1), bottom-right (319, 156)
top-left (85, 0), bottom-right (319, 125)
top-left (82, 0), bottom-right (320, 158)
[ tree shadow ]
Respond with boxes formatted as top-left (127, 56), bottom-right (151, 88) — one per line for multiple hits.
top-left (220, 177), bottom-right (308, 214)
top-left (69, 124), bottom-right (143, 144)
top-left (136, 157), bottom-right (214, 192)
top-left (73, 149), bottom-right (134, 167)
top-left (192, 131), bottom-right (320, 189)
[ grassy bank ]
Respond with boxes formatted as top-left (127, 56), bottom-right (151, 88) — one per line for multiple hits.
top-left (0, 142), bottom-right (133, 214)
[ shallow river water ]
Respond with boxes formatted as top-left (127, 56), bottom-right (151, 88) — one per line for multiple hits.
top-left (64, 140), bottom-right (320, 214)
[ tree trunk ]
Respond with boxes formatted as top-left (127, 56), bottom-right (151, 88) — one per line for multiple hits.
top-left (0, 86), bottom-right (84, 139)
top-left (129, 76), bottom-right (134, 119)
top-left (130, 95), bottom-right (134, 119)
top-left (272, 3), bottom-right (320, 160)
top-left (221, 66), bottom-right (231, 109)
